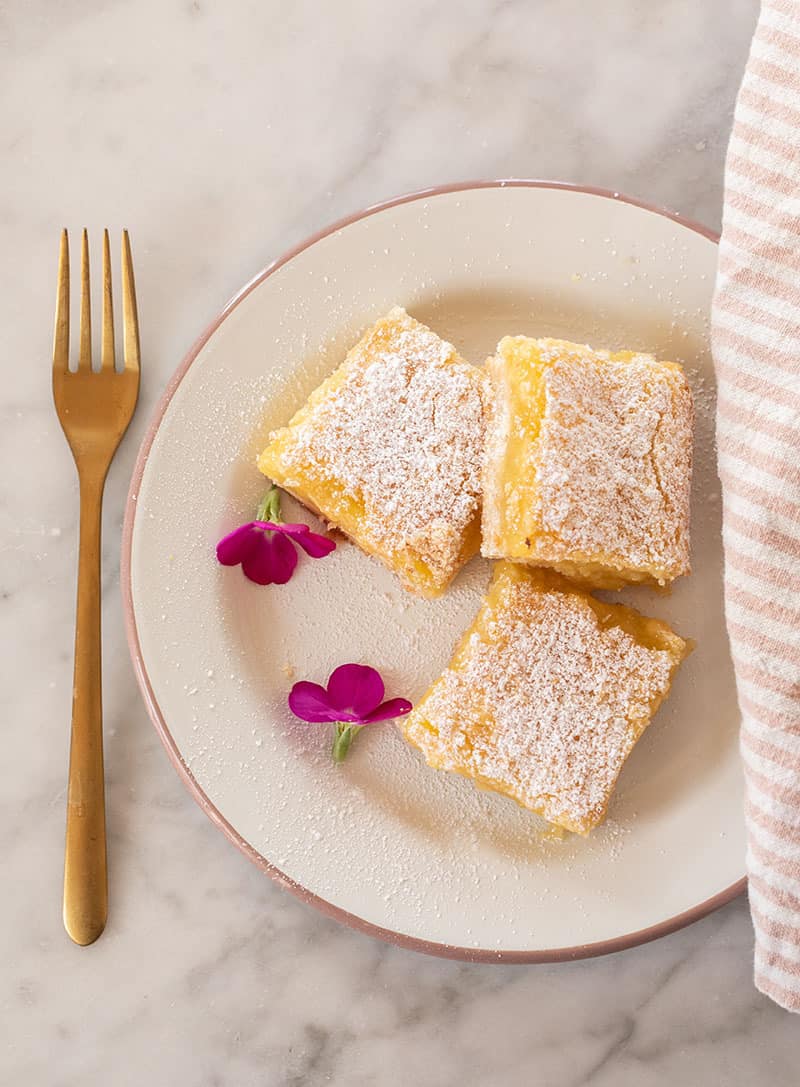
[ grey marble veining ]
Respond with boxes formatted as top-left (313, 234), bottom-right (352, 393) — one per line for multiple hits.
top-left (5, 1), bottom-right (799, 1084)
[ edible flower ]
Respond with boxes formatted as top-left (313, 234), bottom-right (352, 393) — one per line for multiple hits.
top-left (216, 486), bottom-right (335, 585)
top-left (288, 663), bottom-right (413, 762)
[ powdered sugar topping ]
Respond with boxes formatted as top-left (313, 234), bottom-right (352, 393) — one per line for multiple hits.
top-left (536, 342), bottom-right (693, 576)
top-left (278, 308), bottom-right (486, 583)
top-left (407, 575), bottom-right (677, 831)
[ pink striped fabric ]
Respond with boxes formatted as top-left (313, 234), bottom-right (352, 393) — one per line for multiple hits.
top-left (713, 0), bottom-right (800, 1013)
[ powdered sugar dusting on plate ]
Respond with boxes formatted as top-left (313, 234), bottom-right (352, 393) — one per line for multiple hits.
top-left (130, 185), bottom-right (741, 953)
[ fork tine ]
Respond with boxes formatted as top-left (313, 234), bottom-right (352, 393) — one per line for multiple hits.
top-left (101, 230), bottom-right (115, 371)
top-left (53, 229), bottom-right (70, 373)
top-left (121, 230), bottom-right (140, 374)
top-left (79, 229), bottom-right (92, 370)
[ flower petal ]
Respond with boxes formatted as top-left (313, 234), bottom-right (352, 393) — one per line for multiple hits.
top-left (288, 681), bottom-right (344, 722)
top-left (216, 523), bottom-right (260, 566)
top-left (278, 522), bottom-right (336, 559)
top-left (327, 663), bottom-right (384, 716)
top-left (242, 530), bottom-right (297, 585)
top-left (361, 697), bottom-right (413, 723)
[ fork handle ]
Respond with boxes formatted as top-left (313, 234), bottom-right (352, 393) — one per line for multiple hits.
top-left (63, 470), bottom-right (108, 945)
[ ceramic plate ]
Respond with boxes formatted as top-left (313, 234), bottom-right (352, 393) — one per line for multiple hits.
top-left (123, 182), bottom-right (745, 960)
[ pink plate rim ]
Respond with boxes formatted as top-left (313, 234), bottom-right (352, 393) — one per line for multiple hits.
top-left (120, 178), bottom-right (745, 962)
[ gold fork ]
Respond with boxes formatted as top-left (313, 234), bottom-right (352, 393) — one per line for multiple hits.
top-left (53, 229), bottom-right (140, 945)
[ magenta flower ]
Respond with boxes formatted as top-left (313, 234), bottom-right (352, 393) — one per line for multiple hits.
top-left (217, 486), bottom-right (335, 585)
top-left (288, 663), bottom-right (413, 762)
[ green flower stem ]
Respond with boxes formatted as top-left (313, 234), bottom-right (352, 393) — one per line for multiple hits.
top-left (256, 486), bottom-right (282, 523)
top-left (332, 722), bottom-right (360, 763)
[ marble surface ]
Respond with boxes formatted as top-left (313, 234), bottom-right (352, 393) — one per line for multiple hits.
top-left (5, 0), bottom-right (798, 1083)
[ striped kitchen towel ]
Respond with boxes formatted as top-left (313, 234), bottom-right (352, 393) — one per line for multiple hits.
top-left (713, 0), bottom-right (800, 1013)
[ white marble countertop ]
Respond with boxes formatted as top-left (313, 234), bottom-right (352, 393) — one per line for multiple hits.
top-left (6, 1), bottom-right (800, 1083)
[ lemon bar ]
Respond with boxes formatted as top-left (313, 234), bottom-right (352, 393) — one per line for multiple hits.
top-left (401, 562), bottom-right (691, 834)
top-left (258, 307), bottom-right (487, 598)
top-left (482, 337), bottom-right (693, 588)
